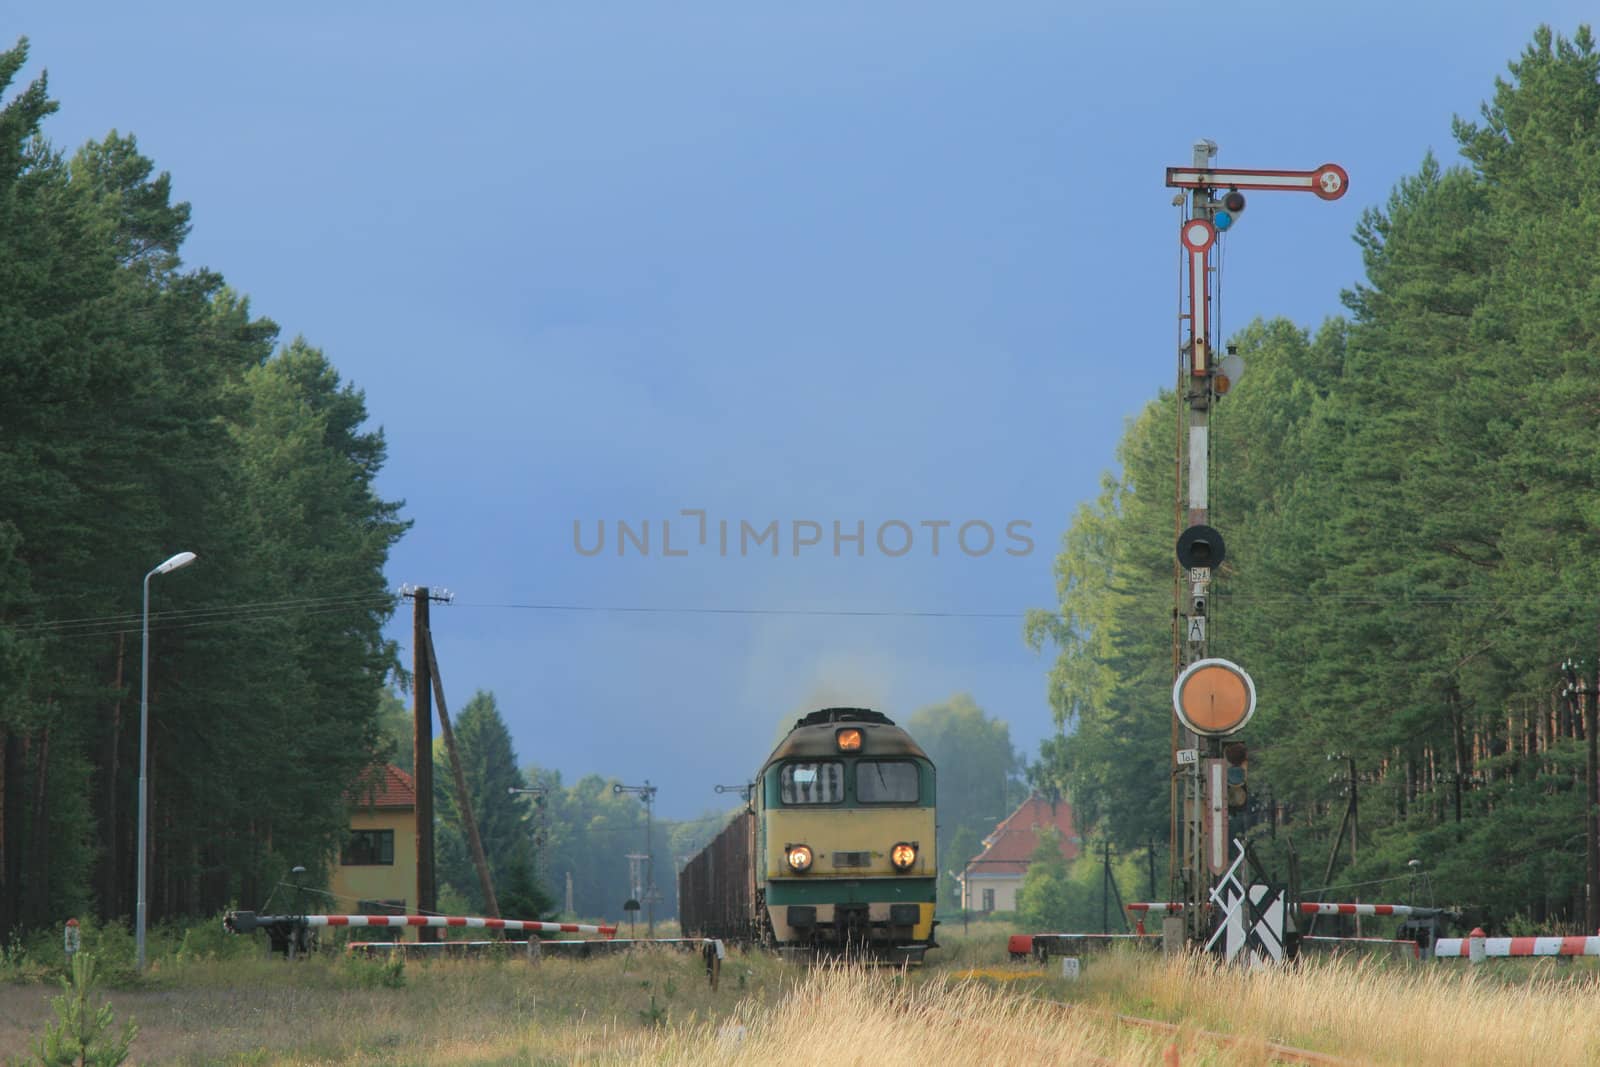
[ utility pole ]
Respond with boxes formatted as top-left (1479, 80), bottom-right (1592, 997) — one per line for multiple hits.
top-left (403, 584), bottom-right (452, 940)
top-left (1147, 839), bottom-right (1157, 901)
top-left (1102, 841), bottom-right (1110, 934)
top-left (1163, 143), bottom-right (1347, 944)
top-left (1566, 658), bottom-right (1598, 932)
top-left (1589, 666), bottom-right (1598, 935)
top-left (426, 632), bottom-right (499, 920)
top-left (1348, 756), bottom-right (1360, 937)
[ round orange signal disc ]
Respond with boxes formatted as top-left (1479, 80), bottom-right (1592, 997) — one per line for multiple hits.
top-left (1172, 658), bottom-right (1256, 737)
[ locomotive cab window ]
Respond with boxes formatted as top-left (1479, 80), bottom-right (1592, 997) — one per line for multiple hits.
top-left (856, 760), bottom-right (920, 804)
top-left (780, 761), bottom-right (845, 804)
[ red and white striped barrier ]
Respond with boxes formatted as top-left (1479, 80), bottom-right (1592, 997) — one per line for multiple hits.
top-left (1435, 935), bottom-right (1600, 958)
top-left (1125, 903), bottom-right (1189, 913)
top-left (1298, 903), bottom-right (1427, 918)
top-left (267, 914), bottom-right (617, 936)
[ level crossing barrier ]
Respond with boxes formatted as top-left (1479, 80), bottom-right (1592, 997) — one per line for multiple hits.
top-left (224, 911), bottom-right (617, 936)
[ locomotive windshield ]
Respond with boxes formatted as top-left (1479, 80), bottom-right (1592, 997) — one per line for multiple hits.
top-left (856, 760), bottom-right (919, 803)
top-left (781, 761), bottom-right (845, 804)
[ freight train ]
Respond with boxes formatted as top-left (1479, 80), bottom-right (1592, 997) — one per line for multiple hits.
top-left (679, 707), bottom-right (938, 961)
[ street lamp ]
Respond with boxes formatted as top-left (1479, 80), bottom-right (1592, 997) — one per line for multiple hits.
top-left (137, 550), bottom-right (196, 971)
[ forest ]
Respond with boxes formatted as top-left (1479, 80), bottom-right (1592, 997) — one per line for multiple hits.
top-left (1027, 26), bottom-right (1600, 927)
top-left (0, 37), bottom-right (407, 937)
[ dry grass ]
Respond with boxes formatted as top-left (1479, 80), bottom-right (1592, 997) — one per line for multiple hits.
top-left (1074, 951), bottom-right (1600, 1065)
top-left (616, 963), bottom-right (1170, 1066)
top-left (5, 932), bottom-right (1600, 1065)
top-left (0, 946), bottom-right (796, 1066)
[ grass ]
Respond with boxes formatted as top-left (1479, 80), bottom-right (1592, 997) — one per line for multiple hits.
top-left (5, 923), bottom-right (1600, 1064)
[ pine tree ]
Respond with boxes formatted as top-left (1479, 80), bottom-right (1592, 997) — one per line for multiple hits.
top-left (32, 953), bottom-right (137, 1067)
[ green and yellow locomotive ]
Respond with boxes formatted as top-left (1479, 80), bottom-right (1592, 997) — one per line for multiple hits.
top-left (679, 707), bottom-right (938, 961)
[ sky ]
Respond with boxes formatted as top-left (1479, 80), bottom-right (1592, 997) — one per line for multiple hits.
top-left (14, 4), bottom-right (1594, 819)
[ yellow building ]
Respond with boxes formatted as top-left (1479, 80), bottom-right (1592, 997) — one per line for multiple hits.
top-left (329, 763), bottom-right (418, 938)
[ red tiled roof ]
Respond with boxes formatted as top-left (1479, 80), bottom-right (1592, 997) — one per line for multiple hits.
top-left (962, 794), bottom-right (1080, 877)
top-left (347, 764), bottom-right (416, 810)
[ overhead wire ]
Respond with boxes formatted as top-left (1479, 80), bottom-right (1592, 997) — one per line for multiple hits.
top-left (10, 589), bottom-right (398, 636)
top-left (5, 584), bottom-right (1591, 648)
top-left (466, 602), bottom-right (1026, 619)
top-left (5, 592), bottom-right (398, 644)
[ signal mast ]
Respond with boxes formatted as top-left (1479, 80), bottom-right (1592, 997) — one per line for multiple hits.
top-left (1164, 140), bottom-right (1347, 942)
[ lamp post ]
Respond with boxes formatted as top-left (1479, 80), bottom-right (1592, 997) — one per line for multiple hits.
top-left (1563, 658), bottom-right (1597, 932)
top-left (614, 781), bottom-right (658, 936)
top-left (137, 550), bottom-right (196, 971)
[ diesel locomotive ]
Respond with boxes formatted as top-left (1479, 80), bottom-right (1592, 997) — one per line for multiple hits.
top-left (679, 707), bottom-right (938, 960)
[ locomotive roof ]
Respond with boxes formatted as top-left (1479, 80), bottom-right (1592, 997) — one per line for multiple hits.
top-left (764, 707), bottom-right (930, 764)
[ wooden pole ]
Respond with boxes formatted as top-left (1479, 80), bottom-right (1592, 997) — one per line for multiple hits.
top-left (411, 589), bottom-right (436, 940)
top-left (425, 631), bottom-right (501, 920)
top-left (1586, 671), bottom-right (1598, 933)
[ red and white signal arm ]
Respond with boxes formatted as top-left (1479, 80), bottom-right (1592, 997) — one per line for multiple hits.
top-left (1172, 658), bottom-right (1257, 737)
top-left (1165, 163), bottom-right (1349, 201)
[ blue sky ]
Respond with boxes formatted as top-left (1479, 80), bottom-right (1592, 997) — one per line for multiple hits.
top-left (17, 4), bottom-right (1593, 819)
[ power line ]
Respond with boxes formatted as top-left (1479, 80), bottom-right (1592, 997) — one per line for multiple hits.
top-left (467, 602), bottom-right (1026, 620)
top-left (5, 594), bottom-right (397, 644)
top-left (10, 590), bottom-right (396, 635)
top-left (9, 585), bottom-right (1594, 645)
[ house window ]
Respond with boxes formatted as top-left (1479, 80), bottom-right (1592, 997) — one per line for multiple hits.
top-left (341, 829), bottom-right (394, 866)
top-left (982, 888), bottom-right (995, 913)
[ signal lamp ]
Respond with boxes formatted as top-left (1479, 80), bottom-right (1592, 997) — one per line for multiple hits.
top-left (1224, 742), bottom-right (1248, 813)
top-left (836, 728), bottom-right (863, 752)
top-left (1213, 189), bottom-right (1246, 231)
top-left (786, 844), bottom-right (813, 872)
top-left (890, 842), bottom-right (917, 871)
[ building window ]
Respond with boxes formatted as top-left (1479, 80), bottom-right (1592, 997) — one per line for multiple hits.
top-left (341, 829), bottom-right (394, 866)
top-left (982, 888), bottom-right (995, 913)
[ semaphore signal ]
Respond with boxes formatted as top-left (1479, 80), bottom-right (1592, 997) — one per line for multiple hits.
top-left (1163, 140), bottom-right (1348, 945)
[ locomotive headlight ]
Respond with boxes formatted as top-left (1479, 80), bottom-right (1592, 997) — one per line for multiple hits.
top-left (786, 844), bottom-right (813, 872)
top-left (890, 842), bottom-right (917, 871)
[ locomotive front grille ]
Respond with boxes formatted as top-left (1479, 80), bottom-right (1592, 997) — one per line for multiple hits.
top-left (831, 850), bottom-right (871, 869)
